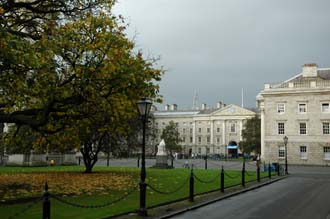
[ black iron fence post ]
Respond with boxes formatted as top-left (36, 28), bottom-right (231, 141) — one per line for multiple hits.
top-left (204, 156), bottom-right (207, 170)
top-left (221, 166), bottom-right (224, 193)
top-left (241, 160), bottom-right (245, 187)
top-left (268, 162), bottom-right (271, 179)
top-left (137, 154), bottom-right (140, 168)
top-left (257, 166), bottom-right (260, 182)
top-left (43, 182), bottom-right (50, 219)
top-left (277, 163), bottom-right (280, 176)
top-left (189, 168), bottom-right (194, 202)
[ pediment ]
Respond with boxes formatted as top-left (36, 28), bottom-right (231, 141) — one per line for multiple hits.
top-left (210, 104), bottom-right (256, 116)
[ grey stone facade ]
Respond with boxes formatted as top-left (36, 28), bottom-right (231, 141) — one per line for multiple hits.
top-left (152, 102), bottom-right (256, 157)
top-left (257, 63), bottom-right (330, 166)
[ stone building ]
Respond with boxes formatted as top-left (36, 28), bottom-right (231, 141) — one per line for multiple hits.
top-left (257, 63), bottom-right (330, 165)
top-left (152, 102), bottom-right (256, 157)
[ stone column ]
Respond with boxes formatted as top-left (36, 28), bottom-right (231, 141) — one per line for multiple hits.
top-left (210, 120), bottom-right (214, 145)
top-left (239, 120), bottom-right (243, 141)
top-left (260, 106), bottom-right (265, 161)
top-left (193, 121), bottom-right (196, 144)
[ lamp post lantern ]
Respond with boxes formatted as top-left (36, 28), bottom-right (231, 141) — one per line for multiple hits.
top-left (136, 97), bottom-right (153, 216)
top-left (283, 135), bottom-right (288, 175)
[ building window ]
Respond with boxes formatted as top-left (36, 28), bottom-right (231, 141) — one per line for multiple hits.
top-left (183, 122), bottom-right (186, 126)
top-left (198, 148), bottom-right (201, 154)
top-left (207, 136), bottom-right (210, 143)
top-left (299, 123), bottom-right (307, 135)
top-left (278, 147), bottom-right (285, 158)
top-left (190, 128), bottom-right (193, 134)
top-left (324, 147), bottom-right (330, 160)
top-left (217, 127), bottom-right (220, 133)
top-left (300, 146), bottom-right (307, 159)
top-left (298, 103), bottom-right (307, 114)
top-left (198, 128), bottom-right (202, 133)
top-left (323, 122), bottom-right (330, 135)
top-left (321, 103), bottom-right (330, 113)
top-left (216, 137), bottom-right (220, 144)
top-left (190, 137), bottom-right (193, 143)
top-left (277, 103), bottom-right (285, 114)
top-left (183, 128), bottom-right (186, 133)
top-left (230, 123), bottom-right (236, 133)
top-left (198, 137), bottom-right (202, 144)
top-left (207, 128), bottom-right (210, 133)
top-left (206, 147), bottom-right (210, 154)
top-left (182, 137), bottom-right (185, 143)
top-left (278, 123), bottom-right (285, 135)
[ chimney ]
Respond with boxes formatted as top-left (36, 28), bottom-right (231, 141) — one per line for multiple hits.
top-left (201, 103), bottom-right (207, 110)
top-left (165, 104), bottom-right (170, 111)
top-left (302, 63), bottom-right (318, 77)
top-left (217, 101), bottom-right (224, 109)
top-left (170, 104), bottom-right (178, 111)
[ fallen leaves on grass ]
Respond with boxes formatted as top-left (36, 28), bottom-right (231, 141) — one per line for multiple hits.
top-left (0, 172), bottom-right (136, 201)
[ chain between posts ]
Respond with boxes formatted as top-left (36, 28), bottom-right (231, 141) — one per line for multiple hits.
top-left (50, 185), bottom-right (138, 209)
top-left (223, 170), bottom-right (241, 179)
top-left (146, 174), bottom-right (190, 195)
top-left (193, 172), bottom-right (221, 184)
top-left (7, 197), bottom-right (43, 219)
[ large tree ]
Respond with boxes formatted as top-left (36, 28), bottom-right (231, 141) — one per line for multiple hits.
top-left (239, 115), bottom-right (261, 154)
top-left (161, 121), bottom-right (181, 157)
top-left (0, 1), bottom-right (163, 172)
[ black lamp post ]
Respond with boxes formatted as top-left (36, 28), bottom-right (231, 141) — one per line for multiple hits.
top-left (136, 97), bottom-right (153, 216)
top-left (283, 135), bottom-right (288, 175)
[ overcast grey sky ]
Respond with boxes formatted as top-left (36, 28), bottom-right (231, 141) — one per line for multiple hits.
top-left (114, 0), bottom-right (330, 109)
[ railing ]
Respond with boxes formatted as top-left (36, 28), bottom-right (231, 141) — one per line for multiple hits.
top-left (4, 162), bottom-right (284, 219)
top-left (268, 80), bottom-right (330, 89)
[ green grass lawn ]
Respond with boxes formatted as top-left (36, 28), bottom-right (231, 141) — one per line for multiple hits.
top-left (0, 166), bottom-right (270, 219)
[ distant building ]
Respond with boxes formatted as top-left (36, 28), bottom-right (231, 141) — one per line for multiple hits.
top-left (257, 63), bottom-right (330, 165)
top-left (152, 102), bottom-right (256, 157)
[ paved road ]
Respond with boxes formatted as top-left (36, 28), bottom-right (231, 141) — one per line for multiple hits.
top-left (95, 158), bottom-right (259, 171)
top-left (170, 166), bottom-right (330, 219)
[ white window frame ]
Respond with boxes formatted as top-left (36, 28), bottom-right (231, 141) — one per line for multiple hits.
top-left (298, 103), bottom-right (307, 114)
top-left (324, 147), bottom-right (330, 160)
top-left (321, 103), bottom-right (330, 113)
top-left (300, 146), bottom-right (307, 159)
top-left (299, 122), bottom-right (307, 135)
top-left (278, 122), bottom-right (285, 135)
top-left (323, 122), bottom-right (330, 135)
top-left (278, 147), bottom-right (285, 158)
top-left (277, 103), bottom-right (285, 114)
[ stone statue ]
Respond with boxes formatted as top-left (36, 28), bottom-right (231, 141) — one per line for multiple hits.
top-left (154, 139), bottom-right (171, 168)
top-left (156, 139), bottom-right (167, 156)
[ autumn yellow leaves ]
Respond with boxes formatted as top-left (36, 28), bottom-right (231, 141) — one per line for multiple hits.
top-left (0, 172), bottom-right (136, 202)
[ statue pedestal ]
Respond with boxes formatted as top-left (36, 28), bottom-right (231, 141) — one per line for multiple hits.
top-left (153, 155), bottom-right (171, 169)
